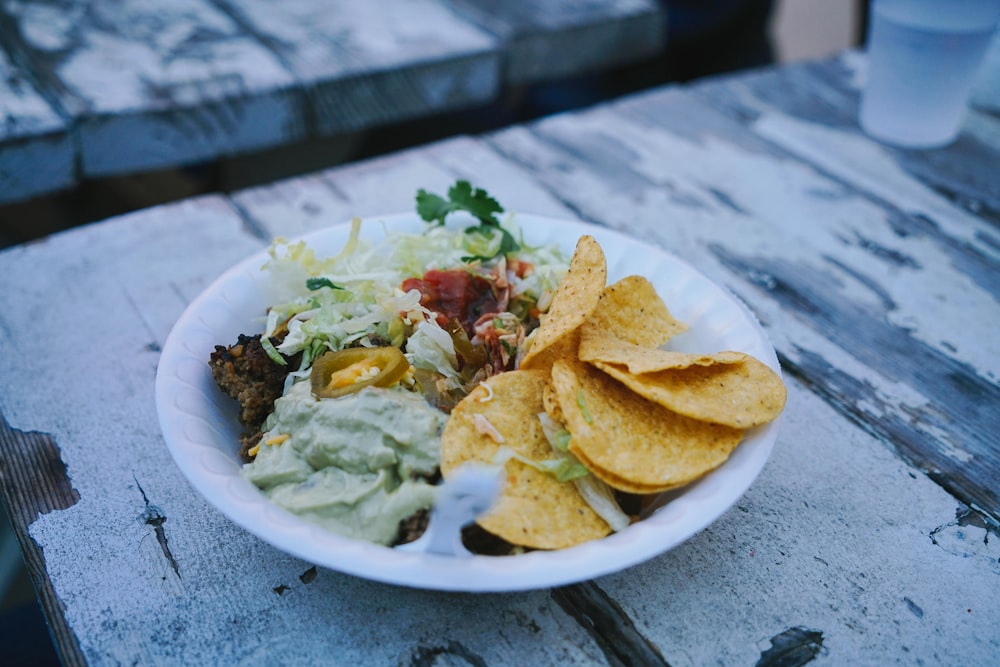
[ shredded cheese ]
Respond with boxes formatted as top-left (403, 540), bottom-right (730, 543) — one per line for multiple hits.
top-left (478, 381), bottom-right (495, 403)
top-left (473, 414), bottom-right (505, 443)
top-left (265, 434), bottom-right (290, 446)
top-left (324, 359), bottom-right (379, 390)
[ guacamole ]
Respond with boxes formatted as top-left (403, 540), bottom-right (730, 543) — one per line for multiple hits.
top-left (242, 379), bottom-right (445, 545)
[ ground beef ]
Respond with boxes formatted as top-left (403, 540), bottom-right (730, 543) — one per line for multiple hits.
top-left (210, 334), bottom-right (520, 555)
top-left (394, 509), bottom-right (430, 545)
top-left (392, 510), bottom-right (517, 555)
top-left (461, 524), bottom-right (518, 556)
top-left (208, 333), bottom-right (297, 458)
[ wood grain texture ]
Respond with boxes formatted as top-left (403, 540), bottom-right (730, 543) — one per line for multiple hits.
top-left (1, 56), bottom-right (999, 665)
top-left (212, 0), bottom-right (500, 135)
top-left (0, 0), bottom-right (302, 177)
top-left (0, 0), bottom-right (669, 202)
top-left (0, 187), bottom-right (610, 665)
top-left (444, 0), bottom-right (665, 84)
top-left (231, 133), bottom-right (576, 239)
top-left (486, 83), bottom-right (1000, 525)
top-left (689, 56), bottom-right (1000, 523)
top-left (0, 45), bottom-right (74, 202)
top-left (0, 417), bottom-right (84, 667)
top-left (694, 53), bottom-right (1000, 216)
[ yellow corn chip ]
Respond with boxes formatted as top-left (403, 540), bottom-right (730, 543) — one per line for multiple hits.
top-left (584, 275), bottom-right (688, 348)
top-left (441, 369), bottom-right (610, 549)
top-left (551, 359), bottom-right (744, 493)
top-left (520, 236), bottom-right (605, 371)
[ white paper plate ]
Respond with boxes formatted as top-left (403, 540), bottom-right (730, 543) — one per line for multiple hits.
top-left (155, 213), bottom-right (783, 591)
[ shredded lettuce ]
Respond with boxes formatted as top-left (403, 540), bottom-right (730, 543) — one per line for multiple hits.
top-left (259, 335), bottom-right (286, 366)
top-left (492, 445), bottom-right (590, 483)
top-left (257, 216), bottom-right (569, 380)
top-left (405, 321), bottom-right (461, 381)
top-left (538, 412), bottom-right (631, 531)
top-left (573, 475), bottom-right (631, 532)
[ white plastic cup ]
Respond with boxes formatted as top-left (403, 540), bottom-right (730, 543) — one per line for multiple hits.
top-left (859, 0), bottom-right (1000, 149)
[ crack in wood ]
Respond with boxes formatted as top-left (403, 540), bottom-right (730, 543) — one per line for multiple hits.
top-left (407, 639), bottom-right (487, 667)
top-left (903, 597), bottom-right (924, 619)
top-left (134, 475), bottom-right (181, 579)
top-left (929, 504), bottom-right (999, 546)
top-left (755, 627), bottom-right (825, 667)
top-left (227, 195), bottom-right (273, 242)
top-left (710, 245), bottom-right (1000, 525)
top-left (0, 413), bottom-right (84, 666)
top-left (706, 185), bottom-right (748, 215)
top-left (551, 580), bottom-right (669, 667)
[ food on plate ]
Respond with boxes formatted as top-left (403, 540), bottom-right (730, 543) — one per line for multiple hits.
top-left (242, 379), bottom-right (444, 544)
top-left (549, 358), bottom-right (744, 494)
top-left (211, 182), bottom-right (571, 548)
top-left (209, 333), bottom-right (300, 457)
top-left (207, 181), bottom-right (786, 553)
top-left (579, 333), bottom-right (786, 429)
top-left (580, 274), bottom-right (688, 347)
top-left (440, 370), bottom-right (611, 549)
top-left (519, 235), bottom-right (606, 372)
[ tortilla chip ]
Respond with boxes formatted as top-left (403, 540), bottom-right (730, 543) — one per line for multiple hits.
top-left (579, 329), bottom-right (744, 372)
top-left (585, 275), bottom-right (688, 348)
top-left (440, 369), bottom-right (610, 549)
top-left (521, 328), bottom-right (581, 382)
top-left (570, 449), bottom-right (676, 495)
top-left (579, 332), bottom-right (785, 428)
top-left (550, 359), bottom-right (744, 493)
top-left (542, 376), bottom-right (564, 424)
top-left (519, 236), bottom-right (605, 371)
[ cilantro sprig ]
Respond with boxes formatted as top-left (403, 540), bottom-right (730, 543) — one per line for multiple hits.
top-left (306, 277), bottom-right (343, 291)
top-left (416, 180), bottom-right (520, 262)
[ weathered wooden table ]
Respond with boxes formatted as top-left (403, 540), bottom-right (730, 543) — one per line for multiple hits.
top-left (2, 51), bottom-right (998, 665)
top-left (0, 0), bottom-right (663, 205)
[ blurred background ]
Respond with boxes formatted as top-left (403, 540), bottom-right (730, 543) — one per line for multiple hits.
top-left (0, 2), bottom-right (860, 665)
top-left (0, 1), bottom-right (861, 250)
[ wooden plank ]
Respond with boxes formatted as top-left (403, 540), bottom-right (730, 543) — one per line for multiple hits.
top-left (0, 46), bottom-right (74, 203)
top-left (0, 195), bottom-right (262, 663)
top-left (0, 417), bottom-right (84, 667)
top-left (692, 53), bottom-right (1000, 215)
top-left (3, 122), bottom-right (998, 665)
top-left (445, 0), bottom-right (665, 85)
top-left (1, 72), bottom-right (999, 664)
top-left (230, 133), bottom-right (576, 239)
top-left (0, 191), bottom-right (611, 665)
top-left (601, 369), bottom-right (999, 665)
top-left (212, 0), bottom-right (500, 136)
top-left (0, 0), bottom-right (302, 178)
top-left (486, 85), bottom-right (1000, 525)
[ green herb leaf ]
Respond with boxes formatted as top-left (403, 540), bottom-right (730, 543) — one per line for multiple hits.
top-left (447, 180), bottom-right (503, 225)
top-left (460, 227), bottom-right (521, 263)
top-left (418, 181), bottom-right (516, 262)
top-left (306, 277), bottom-right (343, 291)
top-left (415, 189), bottom-right (455, 226)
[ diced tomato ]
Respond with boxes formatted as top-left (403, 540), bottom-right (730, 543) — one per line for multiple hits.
top-left (507, 259), bottom-right (534, 278)
top-left (401, 269), bottom-right (501, 336)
